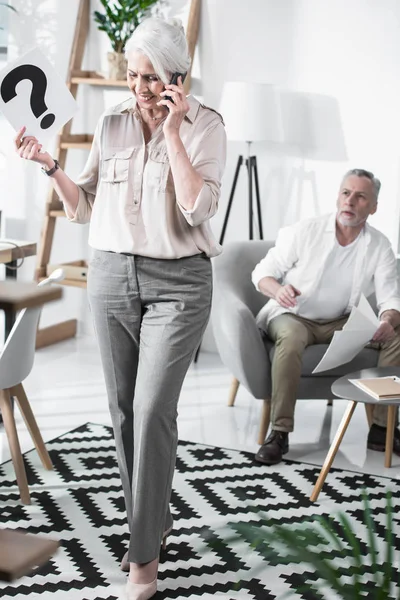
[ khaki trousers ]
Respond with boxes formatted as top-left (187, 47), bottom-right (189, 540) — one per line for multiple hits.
top-left (267, 313), bottom-right (400, 432)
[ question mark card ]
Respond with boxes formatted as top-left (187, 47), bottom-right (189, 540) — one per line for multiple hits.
top-left (0, 47), bottom-right (78, 141)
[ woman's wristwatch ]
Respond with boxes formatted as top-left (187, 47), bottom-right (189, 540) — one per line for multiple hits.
top-left (41, 159), bottom-right (60, 177)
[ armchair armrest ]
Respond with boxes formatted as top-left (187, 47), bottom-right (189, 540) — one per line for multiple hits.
top-left (212, 292), bottom-right (272, 399)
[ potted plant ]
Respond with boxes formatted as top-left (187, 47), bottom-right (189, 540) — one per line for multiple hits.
top-left (93, 0), bottom-right (162, 80)
top-left (225, 490), bottom-right (398, 599)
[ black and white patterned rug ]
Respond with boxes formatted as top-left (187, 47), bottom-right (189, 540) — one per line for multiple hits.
top-left (1, 422), bottom-right (400, 599)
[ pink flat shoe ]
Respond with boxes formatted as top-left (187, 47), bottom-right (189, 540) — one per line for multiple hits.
top-left (120, 524), bottom-right (173, 572)
top-left (119, 577), bottom-right (157, 600)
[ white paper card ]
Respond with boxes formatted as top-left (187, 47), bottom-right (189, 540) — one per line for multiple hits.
top-left (0, 47), bottom-right (78, 141)
top-left (343, 294), bottom-right (379, 331)
top-left (312, 294), bottom-right (379, 374)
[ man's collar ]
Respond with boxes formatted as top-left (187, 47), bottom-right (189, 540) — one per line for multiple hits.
top-left (326, 212), bottom-right (337, 232)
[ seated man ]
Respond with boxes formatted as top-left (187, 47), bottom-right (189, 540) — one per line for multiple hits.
top-left (252, 168), bottom-right (400, 465)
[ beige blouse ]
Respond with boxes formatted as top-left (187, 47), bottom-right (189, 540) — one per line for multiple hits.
top-left (66, 95), bottom-right (227, 259)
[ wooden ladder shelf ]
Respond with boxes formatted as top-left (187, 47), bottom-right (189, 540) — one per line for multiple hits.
top-left (35, 0), bottom-right (201, 349)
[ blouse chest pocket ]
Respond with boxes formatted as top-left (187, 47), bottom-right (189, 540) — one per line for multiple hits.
top-left (146, 148), bottom-right (171, 192)
top-left (101, 147), bottom-right (135, 183)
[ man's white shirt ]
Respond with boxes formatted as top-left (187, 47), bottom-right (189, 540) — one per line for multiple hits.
top-left (252, 213), bottom-right (400, 329)
top-left (299, 233), bottom-right (360, 320)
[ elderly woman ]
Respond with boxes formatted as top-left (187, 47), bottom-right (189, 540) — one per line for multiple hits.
top-left (15, 16), bottom-right (226, 600)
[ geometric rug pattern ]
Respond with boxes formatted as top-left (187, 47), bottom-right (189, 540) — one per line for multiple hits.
top-left (0, 423), bottom-right (400, 599)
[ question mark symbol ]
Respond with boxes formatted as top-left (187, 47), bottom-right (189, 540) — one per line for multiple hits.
top-left (0, 64), bottom-right (55, 129)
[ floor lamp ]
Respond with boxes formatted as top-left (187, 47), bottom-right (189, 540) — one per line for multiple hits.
top-left (194, 82), bottom-right (282, 362)
top-left (219, 145), bottom-right (263, 243)
top-left (218, 81), bottom-right (282, 243)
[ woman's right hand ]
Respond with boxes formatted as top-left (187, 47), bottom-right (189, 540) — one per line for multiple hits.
top-left (14, 126), bottom-right (53, 168)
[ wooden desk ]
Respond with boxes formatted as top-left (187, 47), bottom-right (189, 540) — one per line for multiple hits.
top-left (0, 239), bottom-right (38, 338)
top-left (0, 529), bottom-right (59, 581)
top-left (0, 239), bottom-right (37, 265)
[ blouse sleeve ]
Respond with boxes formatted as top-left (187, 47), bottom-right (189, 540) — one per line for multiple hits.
top-left (177, 119), bottom-right (227, 227)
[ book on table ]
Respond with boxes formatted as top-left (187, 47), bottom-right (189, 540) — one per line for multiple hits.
top-left (349, 376), bottom-right (400, 400)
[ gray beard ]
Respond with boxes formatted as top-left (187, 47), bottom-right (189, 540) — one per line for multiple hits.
top-left (337, 214), bottom-right (366, 228)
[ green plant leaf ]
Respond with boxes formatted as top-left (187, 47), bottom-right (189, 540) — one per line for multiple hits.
top-left (382, 490), bottom-right (394, 598)
top-left (234, 520), bottom-right (350, 598)
top-left (362, 488), bottom-right (381, 589)
top-left (0, 3), bottom-right (18, 13)
top-left (221, 489), bottom-right (400, 599)
top-left (272, 525), bottom-right (351, 598)
top-left (336, 512), bottom-right (363, 596)
top-left (315, 514), bottom-right (346, 555)
top-left (93, 0), bottom-right (160, 52)
top-left (93, 11), bottom-right (106, 25)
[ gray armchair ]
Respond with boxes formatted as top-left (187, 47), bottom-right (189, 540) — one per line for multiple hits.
top-left (212, 240), bottom-right (381, 445)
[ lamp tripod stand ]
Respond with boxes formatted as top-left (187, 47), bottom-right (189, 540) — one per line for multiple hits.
top-left (219, 142), bottom-right (264, 244)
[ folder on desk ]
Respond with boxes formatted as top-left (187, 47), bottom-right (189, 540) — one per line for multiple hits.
top-left (349, 376), bottom-right (400, 400)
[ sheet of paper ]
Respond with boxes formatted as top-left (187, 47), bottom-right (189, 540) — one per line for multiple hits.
top-left (343, 294), bottom-right (379, 331)
top-left (312, 294), bottom-right (379, 374)
top-left (0, 47), bottom-right (78, 141)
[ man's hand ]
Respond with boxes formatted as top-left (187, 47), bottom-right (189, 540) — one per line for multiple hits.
top-left (275, 284), bottom-right (301, 309)
top-left (372, 321), bottom-right (395, 343)
top-left (257, 277), bottom-right (301, 308)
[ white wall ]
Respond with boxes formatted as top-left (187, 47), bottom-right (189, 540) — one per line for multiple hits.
top-left (289, 0), bottom-right (400, 244)
top-left (204, 0), bottom-right (400, 248)
top-left (2, 0), bottom-right (400, 349)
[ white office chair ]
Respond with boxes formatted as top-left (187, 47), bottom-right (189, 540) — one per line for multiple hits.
top-left (0, 269), bottom-right (65, 504)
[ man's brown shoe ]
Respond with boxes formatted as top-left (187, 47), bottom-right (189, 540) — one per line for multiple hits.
top-left (255, 430), bottom-right (289, 465)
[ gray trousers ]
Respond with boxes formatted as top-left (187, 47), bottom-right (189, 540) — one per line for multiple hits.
top-left (87, 250), bottom-right (212, 564)
top-left (267, 314), bottom-right (400, 432)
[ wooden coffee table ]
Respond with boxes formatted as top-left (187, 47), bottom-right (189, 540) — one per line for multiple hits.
top-left (310, 366), bottom-right (400, 502)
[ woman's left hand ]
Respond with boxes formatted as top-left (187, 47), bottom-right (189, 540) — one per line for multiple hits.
top-left (158, 76), bottom-right (189, 133)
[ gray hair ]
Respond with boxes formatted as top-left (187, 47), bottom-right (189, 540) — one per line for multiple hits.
top-left (124, 17), bottom-right (191, 84)
top-left (341, 168), bottom-right (381, 201)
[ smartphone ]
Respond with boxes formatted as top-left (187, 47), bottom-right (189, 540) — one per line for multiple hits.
top-left (165, 72), bottom-right (187, 105)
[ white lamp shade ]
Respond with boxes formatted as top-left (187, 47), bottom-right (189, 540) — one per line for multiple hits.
top-left (219, 81), bottom-right (283, 143)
